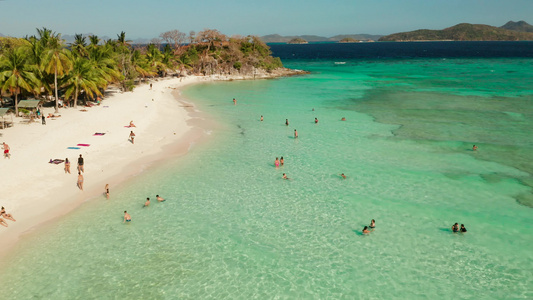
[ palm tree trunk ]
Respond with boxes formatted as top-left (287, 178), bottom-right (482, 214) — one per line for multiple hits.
top-left (54, 67), bottom-right (59, 113)
top-left (74, 86), bottom-right (78, 109)
top-left (14, 92), bottom-right (19, 117)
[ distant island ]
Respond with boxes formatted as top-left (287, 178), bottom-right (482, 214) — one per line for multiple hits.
top-left (379, 20), bottom-right (533, 41)
top-left (260, 34), bottom-right (383, 43)
top-left (287, 38), bottom-right (308, 44)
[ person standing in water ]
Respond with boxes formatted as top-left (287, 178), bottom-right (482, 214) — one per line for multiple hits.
top-left (260, 115), bottom-right (263, 121)
top-left (452, 223), bottom-right (459, 233)
top-left (233, 98), bottom-right (237, 105)
top-left (460, 224), bottom-right (467, 233)
top-left (472, 145), bottom-right (478, 151)
top-left (362, 226), bottom-right (371, 234)
top-left (274, 157), bottom-right (280, 168)
top-left (280, 157), bottom-right (284, 166)
top-left (315, 118), bottom-right (318, 124)
top-left (294, 129), bottom-right (298, 139)
top-left (144, 197), bottom-right (150, 207)
top-left (369, 219), bottom-right (375, 230)
top-left (105, 184), bottom-right (110, 199)
top-left (285, 119), bottom-right (289, 126)
top-left (123, 211), bottom-right (131, 223)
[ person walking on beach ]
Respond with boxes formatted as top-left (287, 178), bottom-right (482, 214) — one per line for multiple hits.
top-left (144, 197), bottom-right (151, 207)
top-left (124, 211), bottom-right (131, 223)
top-left (42, 115), bottom-right (46, 125)
top-left (274, 157), bottom-right (280, 168)
top-left (77, 172), bottom-right (84, 190)
top-left (294, 129), bottom-right (298, 139)
top-left (64, 158), bottom-right (71, 174)
top-left (129, 131), bottom-right (135, 144)
top-left (150, 83), bottom-right (152, 90)
top-left (105, 184), bottom-right (110, 199)
top-left (156, 195), bottom-right (165, 202)
top-left (3, 142), bottom-right (10, 159)
top-left (77, 154), bottom-right (84, 172)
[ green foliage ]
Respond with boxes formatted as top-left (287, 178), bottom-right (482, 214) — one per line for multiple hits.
top-left (233, 62), bottom-right (242, 70)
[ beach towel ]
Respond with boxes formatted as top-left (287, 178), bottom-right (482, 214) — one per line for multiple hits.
top-left (67, 147), bottom-right (81, 149)
top-left (77, 144), bottom-right (90, 147)
top-left (93, 133), bottom-right (106, 136)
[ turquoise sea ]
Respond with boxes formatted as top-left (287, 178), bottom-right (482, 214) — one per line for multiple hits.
top-left (1, 44), bottom-right (533, 299)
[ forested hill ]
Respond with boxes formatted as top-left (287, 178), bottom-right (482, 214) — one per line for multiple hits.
top-left (379, 22), bottom-right (533, 41)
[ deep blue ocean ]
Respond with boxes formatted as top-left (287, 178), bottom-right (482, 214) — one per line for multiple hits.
top-left (269, 41), bottom-right (533, 59)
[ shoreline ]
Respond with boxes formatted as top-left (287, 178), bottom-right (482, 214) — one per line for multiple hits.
top-left (0, 69), bottom-right (305, 259)
top-left (0, 76), bottom-right (201, 258)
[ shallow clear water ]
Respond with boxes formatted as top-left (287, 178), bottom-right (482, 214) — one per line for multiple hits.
top-left (1, 58), bottom-right (532, 299)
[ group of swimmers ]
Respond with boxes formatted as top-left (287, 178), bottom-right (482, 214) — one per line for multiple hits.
top-left (452, 223), bottom-right (467, 233)
top-left (123, 195), bottom-right (166, 223)
top-left (362, 219), bottom-right (376, 234)
top-left (0, 206), bottom-right (16, 228)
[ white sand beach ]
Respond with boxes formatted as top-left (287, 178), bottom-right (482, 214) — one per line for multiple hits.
top-left (0, 76), bottom-right (207, 255)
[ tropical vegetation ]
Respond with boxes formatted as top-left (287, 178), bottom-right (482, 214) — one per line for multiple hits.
top-left (0, 28), bottom-right (284, 115)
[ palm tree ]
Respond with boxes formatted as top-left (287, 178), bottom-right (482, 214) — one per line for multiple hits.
top-left (62, 56), bottom-right (104, 108)
top-left (42, 34), bottom-right (72, 113)
top-left (0, 47), bottom-right (38, 116)
top-left (71, 34), bottom-right (88, 57)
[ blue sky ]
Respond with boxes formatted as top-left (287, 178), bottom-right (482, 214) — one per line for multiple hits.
top-left (1, 0), bottom-right (532, 39)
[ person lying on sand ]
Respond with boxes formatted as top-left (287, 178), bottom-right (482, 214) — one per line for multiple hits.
top-left (1, 207), bottom-right (16, 222)
top-left (0, 217), bottom-right (8, 227)
top-left (129, 120), bottom-right (136, 127)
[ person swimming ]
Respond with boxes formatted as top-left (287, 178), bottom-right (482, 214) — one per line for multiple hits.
top-left (156, 195), bottom-right (166, 202)
top-left (362, 226), bottom-right (370, 234)
top-left (460, 224), bottom-right (467, 233)
top-left (452, 223), bottom-right (459, 233)
top-left (143, 197), bottom-right (150, 207)
top-left (340, 173), bottom-right (346, 179)
top-left (282, 173), bottom-right (290, 180)
top-left (369, 219), bottom-right (375, 229)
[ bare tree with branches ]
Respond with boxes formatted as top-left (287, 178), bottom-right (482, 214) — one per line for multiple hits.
top-left (160, 30), bottom-right (186, 53)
